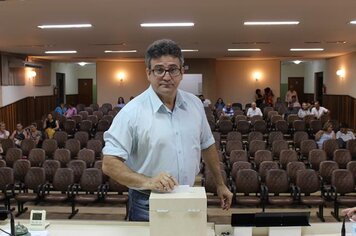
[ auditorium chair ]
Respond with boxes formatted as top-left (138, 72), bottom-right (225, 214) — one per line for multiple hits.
top-left (42, 138), bottom-right (58, 159)
top-left (292, 120), bottom-right (306, 133)
top-left (85, 107), bottom-right (94, 115)
top-left (102, 178), bottom-right (129, 220)
top-left (268, 131), bottom-right (284, 148)
top-left (230, 161), bottom-right (253, 183)
top-left (28, 148), bottom-right (45, 167)
top-left (333, 149), bottom-right (352, 169)
top-left (253, 120), bottom-right (267, 134)
top-left (236, 120), bottom-right (250, 135)
top-left (68, 160), bottom-right (87, 183)
top-left (70, 168), bottom-right (104, 219)
top-left (295, 169), bottom-right (325, 221)
top-left (87, 115), bottom-right (98, 128)
top-left (71, 115), bottom-right (83, 126)
top-left (279, 149), bottom-right (298, 169)
top-left (303, 115), bottom-right (316, 127)
top-left (65, 139), bottom-right (80, 158)
top-left (218, 120), bottom-right (233, 135)
top-left (319, 161), bottom-right (339, 199)
top-left (270, 115), bottom-right (283, 130)
top-left (271, 140), bottom-right (289, 160)
top-left (300, 140), bottom-right (317, 160)
top-left (229, 150), bottom-right (248, 167)
top-left (53, 131), bottom-right (68, 148)
top-left (42, 160), bottom-right (60, 183)
top-left (309, 120), bottom-right (322, 135)
top-left (213, 132), bottom-right (221, 150)
top-left (346, 139), bottom-right (356, 159)
top-left (74, 131), bottom-right (89, 148)
top-left (330, 169), bottom-right (356, 221)
top-left (101, 103), bottom-right (113, 111)
top-left (87, 139), bottom-right (103, 160)
top-left (93, 110), bottom-right (104, 120)
top-left (253, 150), bottom-right (272, 168)
top-left (5, 148), bottom-right (22, 168)
top-left (89, 103), bottom-right (99, 111)
top-left (323, 139), bottom-right (340, 160)
top-left (64, 120), bottom-right (77, 137)
top-left (78, 111), bottom-right (89, 120)
top-left (347, 161), bottom-right (356, 183)
top-left (94, 132), bottom-right (104, 145)
top-left (113, 107), bottom-right (121, 113)
top-left (275, 120), bottom-right (289, 137)
top-left (108, 110), bottom-right (118, 117)
top-left (308, 149), bottom-right (327, 171)
top-left (20, 139), bottom-right (35, 157)
top-left (247, 131), bottom-right (264, 144)
top-left (249, 140), bottom-right (266, 158)
top-left (76, 104), bottom-right (85, 112)
top-left (54, 149), bottom-right (72, 168)
top-left (288, 114), bottom-right (300, 128)
top-left (286, 161), bottom-right (306, 184)
top-left (293, 131), bottom-right (308, 150)
top-left (0, 139), bottom-right (15, 155)
top-left (102, 115), bottom-right (114, 125)
top-left (267, 111), bottom-right (278, 123)
top-left (263, 107), bottom-right (273, 120)
top-left (77, 148), bottom-right (95, 167)
top-left (233, 110), bottom-right (244, 117)
top-left (225, 140), bottom-right (243, 158)
top-left (233, 169), bottom-right (264, 210)
top-left (258, 161), bottom-right (279, 182)
top-left (202, 169), bottom-right (228, 206)
top-left (79, 120), bottom-right (93, 133)
top-left (41, 168), bottom-right (75, 219)
top-left (250, 115), bottom-right (263, 126)
top-left (235, 115), bottom-right (247, 123)
top-left (96, 120), bottom-right (110, 132)
top-left (0, 167), bottom-right (15, 210)
top-left (15, 167), bottom-right (46, 216)
top-left (93, 160), bottom-right (109, 183)
top-left (227, 131), bottom-right (242, 142)
top-left (0, 160), bottom-right (6, 167)
top-left (13, 159), bottom-right (31, 186)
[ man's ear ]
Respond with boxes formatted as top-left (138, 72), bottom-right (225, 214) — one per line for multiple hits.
top-left (146, 68), bottom-right (151, 81)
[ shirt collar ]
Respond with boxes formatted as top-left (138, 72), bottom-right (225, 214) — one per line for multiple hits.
top-left (148, 86), bottom-right (187, 113)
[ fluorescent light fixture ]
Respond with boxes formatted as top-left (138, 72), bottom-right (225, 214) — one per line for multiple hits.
top-left (45, 50), bottom-right (77, 54)
top-left (228, 48), bottom-right (261, 52)
top-left (290, 48), bottom-right (324, 51)
top-left (104, 50), bottom-right (137, 53)
top-left (78, 62), bottom-right (89, 66)
top-left (349, 21), bottom-right (356, 24)
top-left (244, 21), bottom-right (299, 25)
top-left (181, 49), bottom-right (199, 52)
top-left (140, 22), bottom-right (194, 27)
top-left (38, 24), bottom-right (92, 29)
top-left (293, 60), bottom-right (302, 64)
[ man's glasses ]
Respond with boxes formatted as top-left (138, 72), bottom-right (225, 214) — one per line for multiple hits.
top-left (150, 66), bottom-right (182, 78)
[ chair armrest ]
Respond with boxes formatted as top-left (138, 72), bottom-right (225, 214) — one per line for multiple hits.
top-left (69, 184), bottom-right (80, 197)
top-left (4, 183), bottom-right (15, 198)
top-left (40, 183), bottom-right (51, 197)
top-left (330, 185), bottom-right (337, 200)
top-left (261, 184), bottom-right (268, 200)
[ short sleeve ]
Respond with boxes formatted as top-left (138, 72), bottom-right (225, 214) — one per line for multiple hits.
top-left (102, 110), bottom-right (135, 160)
top-left (199, 104), bottom-right (215, 150)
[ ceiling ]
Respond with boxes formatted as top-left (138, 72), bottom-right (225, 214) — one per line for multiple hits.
top-left (1, 0), bottom-right (356, 61)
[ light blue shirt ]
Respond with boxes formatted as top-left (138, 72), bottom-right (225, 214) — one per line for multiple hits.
top-left (103, 86), bottom-right (215, 186)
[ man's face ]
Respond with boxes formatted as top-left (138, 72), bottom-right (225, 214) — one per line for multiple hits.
top-left (302, 103), bottom-right (308, 110)
top-left (30, 125), bottom-right (36, 132)
top-left (252, 103), bottom-right (256, 109)
top-left (315, 103), bottom-right (320, 109)
top-left (16, 124), bottom-right (22, 131)
top-left (0, 124), bottom-right (5, 131)
top-left (146, 55), bottom-right (183, 99)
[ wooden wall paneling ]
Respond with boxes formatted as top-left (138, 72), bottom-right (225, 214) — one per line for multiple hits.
top-left (304, 93), bottom-right (314, 103)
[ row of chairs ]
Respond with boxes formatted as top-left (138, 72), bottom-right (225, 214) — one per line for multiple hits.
top-left (0, 160), bottom-right (129, 219)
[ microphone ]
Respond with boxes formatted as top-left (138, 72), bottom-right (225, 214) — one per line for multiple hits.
top-left (342, 217), bottom-right (346, 236)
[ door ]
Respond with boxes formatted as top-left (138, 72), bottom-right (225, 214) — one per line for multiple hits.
top-left (315, 72), bottom-right (323, 105)
top-left (78, 79), bottom-right (93, 106)
top-left (56, 73), bottom-right (65, 105)
top-left (288, 77), bottom-right (304, 102)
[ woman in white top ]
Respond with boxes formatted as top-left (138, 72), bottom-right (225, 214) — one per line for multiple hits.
top-left (315, 122), bottom-right (336, 149)
top-left (297, 103), bottom-right (311, 119)
top-left (0, 122), bottom-right (10, 139)
top-left (117, 97), bottom-right (126, 108)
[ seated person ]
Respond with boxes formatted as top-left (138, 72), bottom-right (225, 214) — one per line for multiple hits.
top-left (215, 98), bottom-right (225, 110)
top-left (285, 95), bottom-right (301, 116)
top-left (64, 104), bottom-right (77, 118)
top-left (311, 101), bottom-right (329, 119)
top-left (222, 103), bottom-right (234, 117)
top-left (117, 97), bottom-right (126, 108)
top-left (297, 102), bottom-right (311, 119)
top-left (10, 123), bottom-right (28, 147)
top-left (0, 122), bottom-right (10, 140)
top-left (336, 123), bottom-right (355, 148)
top-left (28, 123), bottom-right (42, 146)
top-left (54, 102), bottom-right (67, 116)
top-left (43, 113), bottom-right (59, 139)
top-left (315, 122), bottom-right (336, 149)
top-left (246, 102), bottom-right (263, 118)
top-left (199, 94), bottom-right (212, 108)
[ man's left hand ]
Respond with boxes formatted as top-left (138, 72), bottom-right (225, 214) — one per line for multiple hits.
top-left (216, 185), bottom-right (233, 210)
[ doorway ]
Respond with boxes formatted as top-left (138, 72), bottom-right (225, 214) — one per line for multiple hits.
top-left (288, 77), bottom-right (304, 102)
top-left (315, 72), bottom-right (323, 105)
top-left (56, 73), bottom-right (65, 105)
top-left (78, 79), bottom-right (93, 106)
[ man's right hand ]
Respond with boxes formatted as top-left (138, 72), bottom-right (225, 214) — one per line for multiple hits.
top-left (143, 172), bottom-right (178, 192)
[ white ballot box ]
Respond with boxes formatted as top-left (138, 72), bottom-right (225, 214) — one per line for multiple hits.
top-left (149, 186), bottom-right (207, 236)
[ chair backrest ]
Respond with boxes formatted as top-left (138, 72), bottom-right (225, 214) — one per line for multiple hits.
top-left (235, 115), bottom-right (247, 122)
top-left (64, 120), bottom-right (76, 135)
top-left (268, 131), bottom-right (284, 146)
top-left (310, 120), bottom-right (322, 134)
top-left (94, 132), bottom-right (104, 144)
top-left (213, 132), bottom-right (221, 150)
top-left (323, 139), bottom-right (339, 160)
top-left (308, 149), bottom-right (327, 170)
top-left (54, 148), bottom-right (71, 167)
top-left (275, 120), bottom-right (289, 134)
top-left (77, 148), bottom-right (95, 167)
top-left (52, 168), bottom-right (74, 191)
top-left (24, 167), bottom-right (46, 191)
top-left (79, 111), bottom-right (89, 120)
top-left (42, 139), bottom-right (58, 158)
top-left (293, 131), bottom-right (308, 149)
top-left (346, 139), bottom-right (356, 159)
top-left (288, 114), bottom-right (300, 125)
top-left (286, 161), bottom-right (306, 184)
top-left (108, 178), bottom-right (128, 193)
top-left (76, 104), bottom-right (85, 112)
top-left (85, 107), bottom-right (94, 115)
top-left (296, 169), bottom-right (320, 194)
top-left (93, 111), bottom-right (104, 120)
top-left (204, 170), bottom-right (227, 194)
top-left (90, 104), bottom-right (99, 111)
top-left (268, 111), bottom-right (279, 121)
top-left (229, 150), bottom-right (248, 165)
top-left (265, 169), bottom-right (289, 194)
top-left (87, 139), bottom-right (103, 159)
top-left (102, 115), bottom-right (114, 125)
top-left (333, 149), bottom-right (352, 169)
top-left (80, 168), bottom-right (103, 191)
top-left (250, 115), bottom-right (263, 125)
top-left (97, 119), bottom-right (110, 132)
top-left (227, 131), bottom-right (242, 141)
top-left (218, 120), bottom-right (233, 135)
top-left (71, 115), bottom-right (82, 124)
top-left (254, 150), bottom-right (272, 167)
top-left (331, 169), bottom-right (355, 194)
top-left (271, 140), bottom-right (288, 158)
top-left (259, 161), bottom-right (279, 182)
top-left (42, 160), bottom-right (61, 183)
top-left (263, 107), bottom-right (274, 118)
top-left (0, 160), bottom-right (6, 167)
top-left (248, 131), bottom-right (263, 143)
top-left (65, 139), bottom-right (81, 158)
top-left (300, 140), bottom-right (317, 157)
top-left (0, 139), bottom-right (15, 154)
top-left (28, 148), bottom-right (45, 167)
top-left (0, 167), bottom-right (14, 190)
top-left (68, 160), bottom-right (87, 183)
top-left (271, 114), bottom-right (283, 125)
top-left (293, 120), bottom-right (306, 132)
top-left (13, 159), bottom-right (31, 183)
top-left (79, 120), bottom-right (93, 132)
top-left (279, 149), bottom-right (298, 169)
top-left (20, 139), bottom-right (35, 156)
top-left (74, 131), bottom-right (89, 148)
top-left (319, 161), bottom-right (339, 184)
top-left (231, 161), bottom-right (252, 180)
top-left (249, 140), bottom-right (266, 157)
top-left (102, 103), bottom-right (113, 111)
top-left (235, 169), bottom-right (260, 194)
top-left (53, 131), bottom-right (68, 148)
top-left (236, 120), bottom-right (250, 134)
top-left (347, 161), bottom-right (356, 182)
top-left (87, 115), bottom-right (98, 126)
top-left (225, 140), bottom-right (243, 156)
top-left (253, 120), bottom-right (267, 134)
top-left (5, 148), bottom-right (22, 167)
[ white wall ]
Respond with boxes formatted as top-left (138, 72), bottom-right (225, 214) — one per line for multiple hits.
top-left (304, 60), bottom-right (327, 94)
top-left (280, 63), bottom-right (305, 84)
top-left (76, 64), bottom-right (96, 85)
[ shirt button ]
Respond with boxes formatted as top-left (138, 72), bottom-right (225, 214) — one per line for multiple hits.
top-left (176, 132), bottom-right (179, 135)
top-left (178, 151), bottom-right (182, 154)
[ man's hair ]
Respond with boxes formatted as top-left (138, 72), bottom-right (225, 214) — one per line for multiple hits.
top-left (145, 39), bottom-right (184, 69)
top-left (31, 123), bottom-right (37, 128)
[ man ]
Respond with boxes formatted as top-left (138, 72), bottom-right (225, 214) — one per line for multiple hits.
top-left (64, 104), bottom-right (77, 118)
top-left (311, 101), bottom-right (329, 119)
top-left (102, 39), bottom-right (232, 222)
top-left (336, 123), bottom-right (355, 148)
top-left (222, 103), bottom-right (234, 117)
top-left (246, 102), bottom-right (263, 118)
top-left (285, 85), bottom-right (298, 103)
top-left (0, 122), bottom-right (10, 140)
top-left (199, 94), bottom-right (212, 108)
top-left (54, 102), bottom-right (67, 116)
top-left (297, 102), bottom-right (311, 119)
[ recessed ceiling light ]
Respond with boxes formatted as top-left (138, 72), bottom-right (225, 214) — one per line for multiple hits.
top-left (228, 48), bottom-right (261, 52)
top-left (349, 21), bottom-right (356, 24)
top-left (78, 62), bottom-right (90, 66)
top-left (181, 49), bottom-right (199, 52)
top-left (104, 50), bottom-right (137, 53)
top-left (244, 21), bottom-right (299, 26)
top-left (290, 48), bottom-right (324, 51)
top-left (140, 22), bottom-right (194, 27)
top-left (38, 24), bottom-right (92, 29)
top-left (293, 60), bottom-right (302, 64)
top-left (45, 50), bottom-right (77, 54)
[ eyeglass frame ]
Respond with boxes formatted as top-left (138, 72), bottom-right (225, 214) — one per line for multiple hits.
top-left (149, 66), bottom-right (184, 78)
